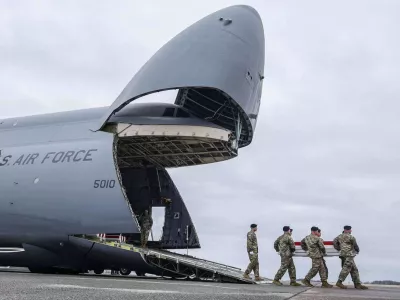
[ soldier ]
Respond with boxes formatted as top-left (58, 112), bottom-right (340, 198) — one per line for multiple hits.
top-left (333, 226), bottom-right (368, 290)
top-left (140, 209), bottom-right (153, 247)
top-left (300, 228), bottom-right (328, 278)
top-left (301, 226), bottom-right (333, 288)
top-left (316, 229), bottom-right (329, 279)
top-left (243, 224), bottom-right (261, 281)
top-left (334, 230), bottom-right (356, 284)
top-left (272, 226), bottom-right (301, 286)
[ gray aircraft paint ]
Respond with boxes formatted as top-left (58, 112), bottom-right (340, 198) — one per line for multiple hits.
top-left (0, 5), bottom-right (265, 274)
top-left (93, 5), bottom-right (265, 147)
top-left (0, 124), bottom-right (137, 235)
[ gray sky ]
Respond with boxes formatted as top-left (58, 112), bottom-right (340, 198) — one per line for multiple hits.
top-left (1, 0), bottom-right (400, 282)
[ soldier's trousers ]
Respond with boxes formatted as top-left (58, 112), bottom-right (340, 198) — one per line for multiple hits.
top-left (322, 258), bottom-right (328, 278)
top-left (245, 252), bottom-right (259, 277)
top-left (305, 258), bottom-right (327, 281)
top-left (339, 256), bottom-right (357, 283)
top-left (274, 256), bottom-right (296, 281)
top-left (141, 229), bottom-right (150, 246)
top-left (338, 257), bottom-right (360, 284)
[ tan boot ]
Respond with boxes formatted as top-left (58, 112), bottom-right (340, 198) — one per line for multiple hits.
top-left (301, 279), bottom-right (314, 287)
top-left (243, 273), bottom-right (250, 279)
top-left (272, 280), bottom-right (283, 286)
top-left (355, 283), bottom-right (368, 290)
top-left (255, 276), bottom-right (262, 281)
top-left (290, 281), bottom-right (302, 286)
top-left (336, 280), bottom-right (347, 289)
top-left (321, 281), bottom-right (333, 288)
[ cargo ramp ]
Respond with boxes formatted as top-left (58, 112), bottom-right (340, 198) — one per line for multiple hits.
top-left (144, 248), bottom-right (254, 284)
top-left (90, 238), bottom-right (255, 284)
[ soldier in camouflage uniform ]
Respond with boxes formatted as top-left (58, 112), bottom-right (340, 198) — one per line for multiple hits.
top-left (302, 229), bottom-right (329, 279)
top-left (333, 225), bottom-right (368, 290)
top-left (243, 224), bottom-right (261, 281)
top-left (334, 230), bottom-right (358, 286)
top-left (301, 226), bottom-right (333, 288)
top-left (317, 229), bottom-right (329, 279)
top-left (272, 226), bottom-right (301, 286)
top-left (140, 209), bottom-right (153, 247)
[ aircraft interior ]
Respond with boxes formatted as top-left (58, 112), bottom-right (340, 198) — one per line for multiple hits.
top-left (100, 87), bottom-right (252, 249)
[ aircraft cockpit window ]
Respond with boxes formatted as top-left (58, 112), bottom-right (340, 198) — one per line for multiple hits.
top-left (162, 107), bottom-right (175, 117)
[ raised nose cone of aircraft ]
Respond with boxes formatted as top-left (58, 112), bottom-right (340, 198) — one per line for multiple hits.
top-left (95, 5), bottom-right (265, 148)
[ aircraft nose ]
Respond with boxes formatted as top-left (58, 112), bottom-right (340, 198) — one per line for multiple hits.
top-left (213, 5), bottom-right (265, 59)
top-left (95, 5), bottom-right (266, 143)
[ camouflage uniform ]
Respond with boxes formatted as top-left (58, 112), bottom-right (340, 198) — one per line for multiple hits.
top-left (140, 211), bottom-right (153, 247)
top-left (303, 234), bottom-right (327, 282)
top-left (333, 233), bottom-right (361, 284)
top-left (320, 238), bottom-right (329, 278)
top-left (302, 237), bottom-right (329, 278)
top-left (244, 230), bottom-right (259, 278)
top-left (273, 233), bottom-right (297, 282)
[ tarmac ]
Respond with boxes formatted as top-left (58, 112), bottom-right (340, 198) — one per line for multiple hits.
top-left (0, 268), bottom-right (399, 300)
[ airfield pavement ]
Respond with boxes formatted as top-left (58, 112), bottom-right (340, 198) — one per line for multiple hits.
top-left (0, 268), bottom-right (399, 300)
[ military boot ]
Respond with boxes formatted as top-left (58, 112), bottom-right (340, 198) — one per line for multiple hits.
top-left (290, 281), bottom-right (302, 286)
top-left (355, 283), bottom-right (368, 290)
top-left (272, 280), bottom-right (283, 286)
top-left (335, 280), bottom-right (347, 289)
top-left (321, 281), bottom-right (333, 288)
top-left (255, 276), bottom-right (262, 281)
top-left (301, 279), bottom-right (314, 287)
top-left (243, 273), bottom-right (250, 280)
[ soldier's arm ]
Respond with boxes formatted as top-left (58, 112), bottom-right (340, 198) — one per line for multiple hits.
top-left (300, 238), bottom-right (308, 251)
top-left (273, 237), bottom-right (280, 252)
top-left (247, 233), bottom-right (255, 252)
top-left (352, 236), bottom-right (360, 253)
top-left (289, 236), bottom-right (296, 252)
top-left (333, 236), bottom-right (341, 251)
top-left (254, 234), bottom-right (259, 253)
top-left (318, 238), bottom-right (326, 255)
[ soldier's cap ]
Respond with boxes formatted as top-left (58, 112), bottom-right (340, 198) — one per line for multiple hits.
top-left (283, 226), bottom-right (291, 232)
top-left (344, 225), bottom-right (352, 230)
top-left (311, 226), bottom-right (319, 232)
top-left (250, 224), bottom-right (257, 229)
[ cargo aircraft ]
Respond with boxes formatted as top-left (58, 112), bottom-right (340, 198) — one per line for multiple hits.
top-left (0, 5), bottom-right (265, 277)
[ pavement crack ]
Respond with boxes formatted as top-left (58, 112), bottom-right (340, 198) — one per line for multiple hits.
top-left (285, 287), bottom-right (313, 299)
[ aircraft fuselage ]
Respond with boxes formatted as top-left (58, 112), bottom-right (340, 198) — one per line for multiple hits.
top-left (0, 4), bottom-right (265, 275)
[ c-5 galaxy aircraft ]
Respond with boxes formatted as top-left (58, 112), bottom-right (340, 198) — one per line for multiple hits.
top-left (0, 5), bottom-right (265, 277)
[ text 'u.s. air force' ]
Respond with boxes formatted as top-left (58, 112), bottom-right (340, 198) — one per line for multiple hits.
top-left (0, 149), bottom-right (97, 167)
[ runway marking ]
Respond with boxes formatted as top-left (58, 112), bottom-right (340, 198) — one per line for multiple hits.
top-left (40, 284), bottom-right (183, 294)
top-left (220, 292), bottom-right (294, 297)
top-left (291, 288), bottom-right (397, 299)
top-left (74, 275), bottom-right (241, 290)
top-left (41, 284), bottom-right (295, 297)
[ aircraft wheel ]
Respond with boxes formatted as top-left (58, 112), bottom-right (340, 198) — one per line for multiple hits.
top-left (135, 271), bottom-right (146, 276)
top-left (55, 268), bottom-right (80, 275)
top-left (119, 268), bottom-right (131, 276)
top-left (93, 269), bottom-right (104, 275)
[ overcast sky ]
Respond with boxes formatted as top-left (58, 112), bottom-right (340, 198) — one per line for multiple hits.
top-left (1, 0), bottom-right (400, 282)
